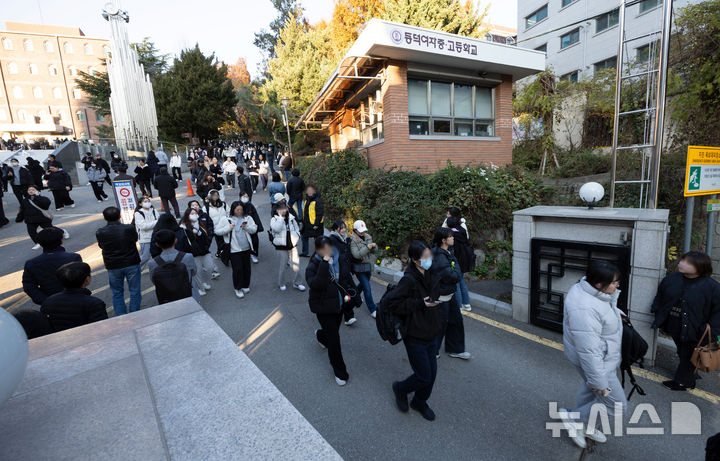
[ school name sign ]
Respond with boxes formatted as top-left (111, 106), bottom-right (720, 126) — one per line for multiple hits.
top-left (684, 145), bottom-right (720, 197)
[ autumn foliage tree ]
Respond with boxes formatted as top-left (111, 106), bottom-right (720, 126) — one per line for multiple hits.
top-left (227, 57), bottom-right (251, 88)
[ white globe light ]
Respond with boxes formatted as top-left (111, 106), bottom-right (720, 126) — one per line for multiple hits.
top-left (579, 182), bottom-right (605, 206)
top-left (0, 308), bottom-right (28, 406)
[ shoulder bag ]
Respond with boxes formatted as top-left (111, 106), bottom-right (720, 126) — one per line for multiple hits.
top-left (691, 324), bottom-right (720, 373)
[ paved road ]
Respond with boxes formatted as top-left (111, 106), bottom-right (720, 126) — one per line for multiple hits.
top-left (1, 182), bottom-right (719, 460)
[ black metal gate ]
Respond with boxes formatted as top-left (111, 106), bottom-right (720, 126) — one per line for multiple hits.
top-left (530, 238), bottom-right (631, 333)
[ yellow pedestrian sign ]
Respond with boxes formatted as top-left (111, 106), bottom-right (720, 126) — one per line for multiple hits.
top-left (684, 146), bottom-right (720, 196)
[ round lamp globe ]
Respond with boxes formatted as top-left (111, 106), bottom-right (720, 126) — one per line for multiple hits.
top-left (579, 182), bottom-right (605, 206)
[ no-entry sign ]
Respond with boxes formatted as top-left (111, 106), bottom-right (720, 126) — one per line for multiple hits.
top-left (113, 179), bottom-right (137, 224)
top-left (684, 145), bottom-right (720, 197)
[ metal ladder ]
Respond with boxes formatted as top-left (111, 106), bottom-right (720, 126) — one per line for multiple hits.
top-left (608, 0), bottom-right (673, 209)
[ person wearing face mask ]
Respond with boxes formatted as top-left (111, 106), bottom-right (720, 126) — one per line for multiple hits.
top-left (206, 190), bottom-right (231, 258)
top-left (329, 220), bottom-right (358, 326)
top-left (258, 154), bottom-right (270, 191)
top-left (350, 220), bottom-right (378, 318)
top-left (178, 208), bottom-right (214, 296)
top-left (431, 228), bottom-right (470, 360)
top-left (94, 153), bottom-right (112, 186)
top-left (557, 260), bottom-right (626, 449)
top-left (7, 158), bottom-right (35, 207)
top-left (270, 201), bottom-right (306, 292)
top-left (228, 201), bottom-right (258, 298)
top-left (19, 186), bottom-right (70, 250)
top-left (300, 185), bottom-right (324, 258)
top-left (386, 240), bottom-right (442, 421)
top-left (307, 236), bottom-right (350, 386)
top-left (87, 161), bottom-right (109, 202)
top-left (134, 196), bottom-right (159, 268)
top-left (240, 192), bottom-right (263, 264)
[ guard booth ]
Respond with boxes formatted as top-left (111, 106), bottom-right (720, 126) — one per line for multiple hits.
top-left (512, 206), bottom-right (669, 365)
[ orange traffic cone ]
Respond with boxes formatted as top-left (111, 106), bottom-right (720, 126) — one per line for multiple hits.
top-left (186, 178), bottom-right (195, 197)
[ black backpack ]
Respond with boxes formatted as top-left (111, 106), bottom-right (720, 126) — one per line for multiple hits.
top-left (620, 315), bottom-right (649, 400)
top-left (152, 252), bottom-right (193, 304)
top-left (375, 282), bottom-right (406, 345)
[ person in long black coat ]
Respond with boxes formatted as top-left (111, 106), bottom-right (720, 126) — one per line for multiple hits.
top-left (329, 220), bottom-right (357, 326)
top-left (43, 166), bottom-right (74, 210)
top-left (26, 158), bottom-right (45, 189)
top-left (652, 251), bottom-right (720, 391)
top-left (300, 186), bottom-right (324, 257)
top-left (153, 167), bottom-right (180, 218)
top-left (146, 150), bottom-right (160, 179)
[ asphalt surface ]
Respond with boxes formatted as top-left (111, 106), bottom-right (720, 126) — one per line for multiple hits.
top-left (1, 181), bottom-right (719, 461)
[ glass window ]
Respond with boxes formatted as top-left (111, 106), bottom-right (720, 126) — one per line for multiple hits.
top-left (596, 9), bottom-right (619, 33)
top-left (433, 119), bottom-right (451, 134)
top-left (49, 65), bottom-right (58, 76)
top-left (44, 41), bottom-right (53, 52)
top-left (636, 40), bottom-right (659, 63)
top-left (639, 0), bottom-right (660, 13)
top-left (76, 110), bottom-right (85, 121)
top-left (53, 87), bottom-right (62, 99)
top-left (2, 38), bottom-right (12, 50)
top-left (561, 0), bottom-right (577, 7)
top-left (454, 84), bottom-right (473, 118)
top-left (535, 43), bottom-right (547, 53)
top-left (84, 43), bottom-right (92, 55)
top-left (63, 42), bottom-right (72, 54)
top-left (73, 89), bottom-right (82, 99)
top-left (69, 66), bottom-right (78, 76)
top-left (560, 28), bottom-right (580, 49)
top-left (408, 79), bottom-right (428, 114)
top-left (431, 81), bottom-right (451, 116)
top-left (96, 112), bottom-right (105, 121)
top-left (594, 57), bottom-right (617, 72)
top-left (8, 62), bottom-right (18, 74)
top-left (13, 86), bottom-right (23, 98)
top-left (561, 70), bottom-right (579, 82)
top-left (23, 39), bottom-right (34, 51)
top-left (29, 63), bottom-right (38, 75)
top-left (475, 121), bottom-right (494, 137)
top-left (475, 87), bottom-right (493, 119)
top-left (33, 87), bottom-right (42, 98)
top-left (454, 119), bottom-right (473, 137)
top-left (409, 117), bottom-right (429, 135)
top-left (525, 5), bottom-right (548, 29)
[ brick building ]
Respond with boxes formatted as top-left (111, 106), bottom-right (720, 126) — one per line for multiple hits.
top-left (297, 19), bottom-right (544, 172)
top-left (0, 22), bottom-right (111, 143)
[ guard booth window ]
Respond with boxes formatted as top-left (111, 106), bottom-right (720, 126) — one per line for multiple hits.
top-left (407, 77), bottom-right (495, 137)
top-left (358, 90), bottom-right (383, 145)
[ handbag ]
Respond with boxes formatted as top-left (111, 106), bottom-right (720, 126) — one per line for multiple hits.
top-left (219, 242), bottom-right (231, 267)
top-left (691, 324), bottom-right (720, 373)
top-left (352, 262), bottom-right (371, 274)
top-left (28, 196), bottom-right (54, 221)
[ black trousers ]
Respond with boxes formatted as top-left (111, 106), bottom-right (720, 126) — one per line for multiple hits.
top-left (51, 189), bottom-right (73, 209)
top-left (172, 167), bottom-right (182, 180)
top-left (396, 338), bottom-right (438, 405)
top-left (11, 184), bottom-right (26, 206)
top-left (315, 312), bottom-right (348, 380)
top-left (27, 222), bottom-right (52, 243)
top-left (230, 250), bottom-right (251, 290)
top-left (438, 296), bottom-right (466, 354)
top-left (673, 338), bottom-right (697, 387)
top-left (0, 197), bottom-right (9, 226)
top-left (342, 301), bottom-right (355, 321)
top-left (90, 181), bottom-right (108, 200)
top-left (250, 233), bottom-right (259, 257)
top-left (250, 175), bottom-right (259, 191)
top-left (104, 174), bottom-right (112, 185)
top-left (214, 235), bottom-right (225, 256)
top-left (138, 179), bottom-right (152, 197)
top-left (160, 196), bottom-right (180, 218)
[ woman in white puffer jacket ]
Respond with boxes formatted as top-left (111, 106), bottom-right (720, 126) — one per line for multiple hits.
top-left (134, 196), bottom-right (159, 267)
top-left (558, 260), bottom-right (627, 449)
top-left (206, 190), bottom-right (232, 255)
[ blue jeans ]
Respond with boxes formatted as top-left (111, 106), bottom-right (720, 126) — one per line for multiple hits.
top-left (356, 272), bottom-right (377, 313)
top-left (289, 198), bottom-right (303, 220)
top-left (108, 264), bottom-right (142, 316)
top-left (283, 170), bottom-right (291, 181)
top-left (396, 338), bottom-right (438, 405)
top-left (301, 236), bottom-right (310, 256)
top-left (456, 277), bottom-right (470, 306)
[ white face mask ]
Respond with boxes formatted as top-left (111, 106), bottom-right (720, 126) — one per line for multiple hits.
top-left (141, 202), bottom-right (151, 209)
top-left (189, 214), bottom-right (199, 221)
top-left (240, 197), bottom-right (249, 204)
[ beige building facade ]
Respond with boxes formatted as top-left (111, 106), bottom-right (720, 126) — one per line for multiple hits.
top-left (0, 22), bottom-right (111, 143)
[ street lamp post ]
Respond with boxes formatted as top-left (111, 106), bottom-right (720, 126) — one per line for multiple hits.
top-left (281, 97), bottom-right (292, 162)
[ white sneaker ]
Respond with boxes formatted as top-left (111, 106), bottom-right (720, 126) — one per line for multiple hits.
top-left (31, 243), bottom-right (41, 250)
top-left (335, 376), bottom-right (347, 386)
top-left (103, 197), bottom-right (109, 201)
top-left (242, 288), bottom-right (250, 294)
top-left (198, 289), bottom-right (207, 296)
top-left (251, 255), bottom-right (259, 264)
top-left (558, 408), bottom-right (587, 449)
top-left (63, 230), bottom-right (70, 239)
top-left (97, 200), bottom-right (103, 203)
top-left (70, 203), bottom-right (75, 208)
top-left (294, 283), bottom-right (306, 292)
top-left (344, 318), bottom-right (357, 326)
top-left (370, 311), bottom-right (377, 319)
top-left (279, 285), bottom-right (287, 291)
top-left (211, 271), bottom-right (220, 279)
top-left (235, 289), bottom-right (245, 299)
top-left (462, 304), bottom-right (472, 311)
top-left (448, 351), bottom-right (472, 360)
top-left (314, 329), bottom-right (326, 349)
top-left (203, 283), bottom-right (212, 290)
top-left (585, 428), bottom-right (607, 443)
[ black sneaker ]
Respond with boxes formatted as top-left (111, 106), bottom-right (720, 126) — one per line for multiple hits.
top-left (410, 400), bottom-right (436, 421)
top-left (662, 380), bottom-right (695, 391)
top-left (392, 382), bottom-right (408, 413)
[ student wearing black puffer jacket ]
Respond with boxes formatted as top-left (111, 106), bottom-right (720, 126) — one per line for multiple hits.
top-left (306, 236), bottom-right (349, 387)
top-left (431, 228), bottom-right (471, 360)
top-left (387, 240), bottom-right (442, 421)
top-left (652, 251), bottom-right (720, 391)
top-left (329, 220), bottom-right (357, 326)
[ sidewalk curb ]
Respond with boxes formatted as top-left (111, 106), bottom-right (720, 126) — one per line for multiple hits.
top-left (374, 266), bottom-right (513, 317)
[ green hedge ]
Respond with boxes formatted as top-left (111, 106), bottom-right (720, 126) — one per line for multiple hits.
top-left (296, 150), bottom-right (546, 256)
